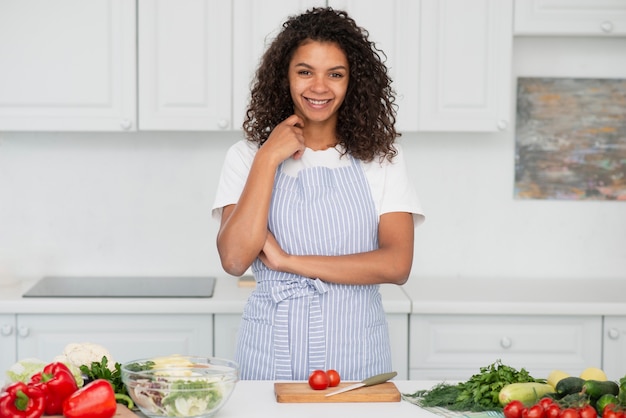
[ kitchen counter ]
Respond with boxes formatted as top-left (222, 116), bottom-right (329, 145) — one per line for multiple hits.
top-left (2, 276), bottom-right (625, 315)
top-left (217, 380), bottom-right (437, 418)
top-left (0, 277), bottom-right (411, 314)
top-left (404, 277), bottom-right (626, 315)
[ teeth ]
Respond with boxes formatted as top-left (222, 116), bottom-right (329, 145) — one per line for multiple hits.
top-left (308, 98), bottom-right (329, 105)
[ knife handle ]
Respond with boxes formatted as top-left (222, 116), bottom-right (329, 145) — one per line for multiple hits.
top-left (362, 371), bottom-right (397, 386)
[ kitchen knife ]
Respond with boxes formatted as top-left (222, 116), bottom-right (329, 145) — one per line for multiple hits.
top-left (324, 371), bottom-right (397, 397)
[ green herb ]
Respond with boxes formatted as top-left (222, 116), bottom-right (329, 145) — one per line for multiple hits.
top-left (403, 360), bottom-right (544, 412)
top-left (79, 356), bottom-right (125, 395)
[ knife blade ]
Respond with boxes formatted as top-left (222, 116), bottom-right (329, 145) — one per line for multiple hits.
top-left (324, 371), bottom-right (397, 397)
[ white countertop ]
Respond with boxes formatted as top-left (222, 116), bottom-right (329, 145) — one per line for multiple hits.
top-left (0, 277), bottom-right (411, 314)
top-left (404, 277), bottom-right (626, 315)
top-left (1, 276), bottom-right (625, 316)
top-left (217, 380), bottom-right (437, 418)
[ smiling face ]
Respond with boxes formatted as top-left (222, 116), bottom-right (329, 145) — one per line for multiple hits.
top-left (288, 40), bottom-right (349, 131)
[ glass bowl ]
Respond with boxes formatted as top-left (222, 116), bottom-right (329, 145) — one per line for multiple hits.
top-left (121, 355), bottom-right (239, 418)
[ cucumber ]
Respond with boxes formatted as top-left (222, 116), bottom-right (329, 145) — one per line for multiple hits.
top-left (595, 394), bottom-right (619, 413)
top-left (499, 382), bottom-right (556, 406)
top-left (582, 380), bottom-right (620, 399)
top-left (556, 376), bottom-right (586, 396)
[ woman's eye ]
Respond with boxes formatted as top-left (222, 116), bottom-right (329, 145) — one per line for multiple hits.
top-left (298, 70), bottom-right (311, 76)
top-left (330, 72), bottom-right (344, 78)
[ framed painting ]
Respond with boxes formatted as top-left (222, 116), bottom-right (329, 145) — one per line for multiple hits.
top-left (514, 77), bottom-right (626, 200)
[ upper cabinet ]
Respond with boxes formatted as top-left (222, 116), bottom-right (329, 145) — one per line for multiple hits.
top-left (138, 0), bottom-right (232, 130)
top-left (332, 0), bottom-right (513, 132)
top-left (0, 0), bottom-right (136, 131)
top-left (514, 0), bottom-right (626, 36)
top-left (417, 0), bottom-right (513, 132)
top-left (232, 0), bottom-right (324, 131)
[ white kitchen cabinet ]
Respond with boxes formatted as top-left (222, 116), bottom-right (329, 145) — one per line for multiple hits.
top-left (0, 314), bottom-right (17, 377)
top-left (327, 0), bottom-right (420, 133)
top-left (603, 316), bottom-right (626, 381)
top-left (0, 0), bottom-right (136, 131)
top-left (213, 313), bottom-right (241, 360)
top-left (138, 0), bottom-right (232, 130)
top-left (514, 0), bottom-right (626, 36)
top-left (418, 0), bottom-right (513, 132)
top-left (14, 313), bottom-right (213, 364)
top-left (232, 0), bottom-right (324, 130)
top-left (333, 0), bottom-right (513, 132)
top-left (409, 314), bottom-right (603, 381)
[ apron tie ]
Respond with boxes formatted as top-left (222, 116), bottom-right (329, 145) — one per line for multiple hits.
top-left (269, 277), bottom-right (329, 380)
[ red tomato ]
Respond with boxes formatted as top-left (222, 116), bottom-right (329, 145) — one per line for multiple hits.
top-left (546, 404), bottom-right (561, 418)
top-left (308, 370), bottom-right (329, 390)
top-left (527, 404), bottom-right (547, 418)
top-left (326, 370), bottom-right (341, 387)
top-left (603, 406), bottom-right (624, 418)
top-left (539, 398), bottom-right (554, 409)
top-left (560, 408), bottom-right (580, 418)
top-left (504, 400), bottom-right (526, 418)
top-left (579, 405), bottom-right (597, 418)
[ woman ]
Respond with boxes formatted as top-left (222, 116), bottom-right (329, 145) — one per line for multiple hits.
top-left (212, 7), bottom-right (424, 380)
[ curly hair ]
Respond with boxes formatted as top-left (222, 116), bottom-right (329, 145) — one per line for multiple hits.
top-left (242, 7), bottom-right (399, 162)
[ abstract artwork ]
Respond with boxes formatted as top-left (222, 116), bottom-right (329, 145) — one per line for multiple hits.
top-left (514, 77), bottom-right (626, 200)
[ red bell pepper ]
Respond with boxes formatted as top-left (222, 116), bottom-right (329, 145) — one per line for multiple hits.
top-left (0, 382), bottom-right (45, 418)
top-left (62, 379), bottom-right (117, 418)
top-left (29, 362), bottom-right (78, 415)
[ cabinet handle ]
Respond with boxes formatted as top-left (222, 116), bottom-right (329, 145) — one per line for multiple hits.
top-left (600, 21), bottom-right (614, 33)
top-left (608, 328), bottom-right (620, 340)
top-left (0, 324), bottom-right (13, 336)
top-left (217, 119), bottom-right (229, 130)
top-left (497, 120), bottom-right (508, 131)
top-left (120, 119), bottom-right (133, 131)
top-left (500, 336), bottom-right (512, 349)
top-left (17, 326), bottom-right (29, 338)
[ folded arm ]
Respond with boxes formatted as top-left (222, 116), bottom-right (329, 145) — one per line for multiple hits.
top-left (258, 211), bottom-right (415, 285)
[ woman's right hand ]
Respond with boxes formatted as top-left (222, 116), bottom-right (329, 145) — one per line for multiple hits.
top-left (260, 114), bottom-right (306, 162)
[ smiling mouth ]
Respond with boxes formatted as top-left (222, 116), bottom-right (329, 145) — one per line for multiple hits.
top-left (306, 98), bottom-right (331, 105)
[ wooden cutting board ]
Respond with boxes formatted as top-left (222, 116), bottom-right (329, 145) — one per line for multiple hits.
top-left (49, 404), bottom-right (141, 418)
top-left (274, 382), bottom-right (400, 403)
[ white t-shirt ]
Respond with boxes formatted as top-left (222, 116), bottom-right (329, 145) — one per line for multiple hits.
top-left (212, 140), bottom-right (425, 226)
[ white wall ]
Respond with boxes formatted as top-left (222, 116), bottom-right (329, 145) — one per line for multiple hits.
top-left (0, 37), bottom-right (625, 286)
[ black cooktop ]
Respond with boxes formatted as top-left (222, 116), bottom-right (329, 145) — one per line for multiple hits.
top-left (23, 276), bottom-right (216, 298)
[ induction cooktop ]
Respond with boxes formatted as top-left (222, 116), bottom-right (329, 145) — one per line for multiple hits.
top-left (23, 276), bottom-right (216, 298)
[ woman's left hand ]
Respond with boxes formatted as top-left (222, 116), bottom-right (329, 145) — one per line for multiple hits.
top-left (259, 231), bottom-right (289, 271)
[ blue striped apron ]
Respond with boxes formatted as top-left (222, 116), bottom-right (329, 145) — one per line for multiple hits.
top-left (234, 155), bottom-right (392, 380)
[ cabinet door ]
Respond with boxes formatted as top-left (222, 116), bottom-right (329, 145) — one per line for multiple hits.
top-left (138, 0), bottom-right (232, 130)
top-left (232, 0), bottom-right (323, 130)
top-left (0, 314), bottom-right (17, 378)
top-left (410, 314), bottom-right (602, 381)
top-left (0, 0), bottom-right (136, 131)
top-left (514, 0), bottom-right (626, 36)
top-left (604, 316), bottom-right (626, 381)
top-left (327, 0), bottom-right (420, 133)
top-left (213, 313), bottom-right (241, 360)
top-left (16, 314), bottom-right (213, 363)
top-left (419, 0), bottom-right (513, 132)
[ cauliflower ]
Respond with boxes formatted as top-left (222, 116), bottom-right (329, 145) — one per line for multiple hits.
top-left (54, 342), bottom-right (116, 371)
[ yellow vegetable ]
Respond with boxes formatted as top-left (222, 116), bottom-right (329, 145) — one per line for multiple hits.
top-left (499, 382), bottom-right (555, 406)
top-left (580, 367), bottom-right (607, 381)
top-left (547, 370), bottom-right (570, 388)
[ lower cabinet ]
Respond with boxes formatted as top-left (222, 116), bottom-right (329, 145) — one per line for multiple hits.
top-left (2, 313), bottom-right (212, 374)
top-left (214, 313), bottom-right (410, 379)
top-left (0, 314), bottom-right (17, 376)
top-left (409, 314), bottom-right (603, 381)
top-left (603, 316), bottom-right (626, 381)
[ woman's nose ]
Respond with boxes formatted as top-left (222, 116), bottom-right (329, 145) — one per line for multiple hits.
top-left (310, 76), bottom-right (328, 92)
